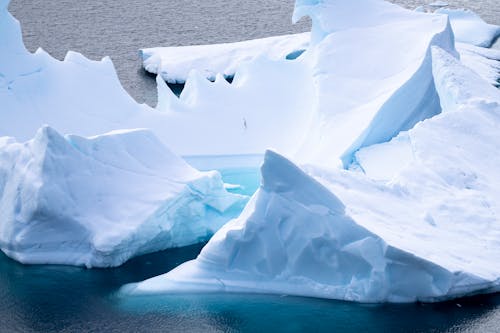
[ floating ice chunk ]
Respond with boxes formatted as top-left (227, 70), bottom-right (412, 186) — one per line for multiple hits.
top-left (140, 33), bottom-right (310, 83)
top-left (429, 1), bottom-right (448, 8)
top-left (0, 126), bottom-right (246, 268)
top-left (436, 8), bottom-right (500, 47)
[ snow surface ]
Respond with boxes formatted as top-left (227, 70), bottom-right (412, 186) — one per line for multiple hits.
top-left (293, 0), bottom-right (455, 167)
top-left (0, 126), bottom-right (246, 267)
top-left (456, 43), bottom-right (500, 87)
top-left (127, 47), bottom-right (500, 302)
top-left (141, 33), bottom-right (310, 83)
top-left (436, 8), bottom-right (500, 47)
top-left (126, 0), bottom-right (500, 303)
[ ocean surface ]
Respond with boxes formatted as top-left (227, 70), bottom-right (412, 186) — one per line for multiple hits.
top-left (3, 1), bottom-right (500, 332)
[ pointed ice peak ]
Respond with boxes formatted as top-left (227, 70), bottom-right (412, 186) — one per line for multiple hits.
top-left (261, 150), bottom-right (345, 213)
top-left (155, 73), bottom-right (179, 112)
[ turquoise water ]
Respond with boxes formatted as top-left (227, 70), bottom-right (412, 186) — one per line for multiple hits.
top-left (1, 247), bottom-right (499, 333)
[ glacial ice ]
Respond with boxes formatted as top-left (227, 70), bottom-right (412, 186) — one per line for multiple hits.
top-left (126, 0), bottom-right (500, 302)
top-left (0, 2), bottom-right (313, 157)
top-left (141, 33), bottom-right (310, 83)
top-left (0, 126), bottom-right (245, 267)
top-left (2, 0), bottom-right (500, 302)
top-left (128, 47), bottom-right (500, 302)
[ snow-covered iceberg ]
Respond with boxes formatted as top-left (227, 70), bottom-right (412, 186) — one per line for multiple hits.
top-left (0, 126), bottom-right (245, 267)
top-left (125, 0), bottom-right (500, 302)
top-left (141, 33), bottom-right (310, 83)
top-left (0, 0), bottom-right (313, 157)
top-left (127, 46), bottom-right (500, 302)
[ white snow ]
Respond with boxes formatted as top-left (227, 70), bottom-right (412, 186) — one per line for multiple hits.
top-left (125, 0), bottom-right (500, 303)
top-left (0, 126), bottom-right (246, 267)
top-left (141, 33), bottom-right (310, 83)
top-left (456, 43), bottom-right (500, 87)
top-left (436, 8), bottom-right (500, 47)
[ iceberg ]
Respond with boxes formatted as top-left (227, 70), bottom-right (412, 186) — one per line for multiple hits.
top-left (127, 47), bottom-right (500, 302)
top-left (0, 126), bottom-right (246, 267)
top-left (141, 33), bottom-right (310, 83)
top-left (0, 1), bottom-right (313, 157)
top-left (126, 0), bottom-right (500, 302)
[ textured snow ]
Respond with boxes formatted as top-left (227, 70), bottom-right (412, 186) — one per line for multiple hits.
top-left (436, 8), bottom-right (500, 47)
top-left (141, 33), bottom-right (310, 83)
top-left (126, 0), bottom-right (500, 303)
top-left (456, 43), bottom-right (500, 87)
top-left (0, 126), bottom-right (246, 267)
top-left (128, 47), bottom-right (500, 302)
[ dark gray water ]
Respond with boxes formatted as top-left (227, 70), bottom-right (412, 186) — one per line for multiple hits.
top-left (8, 0), bottom-right (500, 106)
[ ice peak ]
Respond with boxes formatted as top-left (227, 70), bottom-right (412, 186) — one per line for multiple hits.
top-left (261, 150), bottom-right (345, 213)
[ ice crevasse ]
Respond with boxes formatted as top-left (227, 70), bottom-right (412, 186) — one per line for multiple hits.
top-left (126, 0), bottom-right (500, 302)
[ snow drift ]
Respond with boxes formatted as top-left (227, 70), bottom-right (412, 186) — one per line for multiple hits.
top-left (141, 33), bottom-right (310, 83)
top-left (0, 126), bottom-right (245, 267)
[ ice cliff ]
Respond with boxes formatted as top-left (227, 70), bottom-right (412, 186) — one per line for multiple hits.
top-left (0, 127), bottom-right (245, 267)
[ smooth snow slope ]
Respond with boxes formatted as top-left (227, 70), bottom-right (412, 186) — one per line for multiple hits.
top-left (141, 33), bottom-right (310, 83)
top-left (293, 0), bottom-right (456, 167)
top-left (0, 127), bottom-right (246, 267)
top-left (128, 47), bottom-right (500, 302)
top-left (436, 8), bottom-right (500, 47)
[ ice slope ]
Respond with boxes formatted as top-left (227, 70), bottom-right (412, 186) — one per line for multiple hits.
top-left (292, 0), bottom-right (455, 167)
top-left (436, 8), bottom-right (500, 48)
top-left (0, 1), bottom-right (313, 157)
top-left (141, 33), bottom-right (310, 83)
top-left (127, 47), bottom-right (500, 302)
top-left (0, 126), bottom-right (246, 268)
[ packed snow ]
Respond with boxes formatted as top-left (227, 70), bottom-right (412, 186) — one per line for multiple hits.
top-left (436, 8), bottom-right (500, 47)
top-left (141, 33), bottom-right (310, 83)
top-left (0, 126), bottom-right (246, 267)
top-left (126, 0), bottom-right (500, 302)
